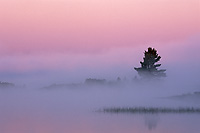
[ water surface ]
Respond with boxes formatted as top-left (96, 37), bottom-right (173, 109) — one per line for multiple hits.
top-left (0, 86), bottom-right (199, 133)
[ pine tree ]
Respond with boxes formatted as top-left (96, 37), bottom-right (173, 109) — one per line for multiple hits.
top-left (134, 47), bottom-right (166, 78)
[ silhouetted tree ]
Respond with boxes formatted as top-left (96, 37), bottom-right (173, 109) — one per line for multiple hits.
top-left (134, 47), bottom-right (166, 78)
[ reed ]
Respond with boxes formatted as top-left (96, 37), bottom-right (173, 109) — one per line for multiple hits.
top-left (99, 107), bottom-right (200, 114)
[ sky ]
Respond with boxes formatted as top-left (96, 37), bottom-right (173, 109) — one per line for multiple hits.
top-left (0, 0), bottom-right (199, 86)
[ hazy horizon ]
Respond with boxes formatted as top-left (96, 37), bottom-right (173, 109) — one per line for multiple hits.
top-left (0, 0), bottom-right (199, 87)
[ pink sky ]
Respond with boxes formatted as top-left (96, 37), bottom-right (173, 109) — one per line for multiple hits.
top-left (0, 0), bottom-right (199, 55)
top-left (0, 0), bottom-right (199, 84)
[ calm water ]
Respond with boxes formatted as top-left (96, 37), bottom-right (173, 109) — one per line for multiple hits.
top-left (0, 86), bottom-right (200, 133)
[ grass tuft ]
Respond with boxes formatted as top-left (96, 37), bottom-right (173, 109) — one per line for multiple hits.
top-left (99, 107), bottom-right (200, 114)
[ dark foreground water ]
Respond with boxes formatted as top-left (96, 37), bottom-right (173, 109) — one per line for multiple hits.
top-left (0, 85), bottom-right (200, 133)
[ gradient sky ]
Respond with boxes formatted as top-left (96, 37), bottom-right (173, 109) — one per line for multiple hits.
top-left (0, 0), bottom-right (199, 86)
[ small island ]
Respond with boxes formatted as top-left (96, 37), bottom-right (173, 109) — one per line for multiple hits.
top-left (0, 81), bottom-right (15, 88)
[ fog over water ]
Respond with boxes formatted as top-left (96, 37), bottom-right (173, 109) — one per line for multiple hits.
top-left (1, 81), bottom-right (200, 133)
top-left (0, 36), bottom-right (200, 133)
top-left (1, 68), bottom-right (200, 133)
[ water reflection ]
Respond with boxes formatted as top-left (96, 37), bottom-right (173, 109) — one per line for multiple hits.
top-left (144, 114), bottom-right (160, 130)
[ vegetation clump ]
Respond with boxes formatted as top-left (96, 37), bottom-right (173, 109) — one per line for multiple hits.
top-left (0, 81), bottom-right (15, 88)
top-left (100, 107), bottom-right (200, 114)
top-left (85, 78), bottom-right (107, 85)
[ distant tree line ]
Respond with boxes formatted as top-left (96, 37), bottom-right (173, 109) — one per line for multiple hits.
top-left (0, 81), bottom-right (15, 88)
